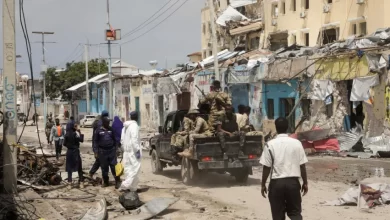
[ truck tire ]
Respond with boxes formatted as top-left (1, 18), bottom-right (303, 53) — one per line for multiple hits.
top-left (181, 158), bottom-right (199, 185)
top-left (234, 168), bottom-right (249, 183)
top-left (151, 149), bottom-right (163, 174)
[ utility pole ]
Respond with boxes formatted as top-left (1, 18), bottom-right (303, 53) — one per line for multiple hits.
top-left (2, 0), bottom-right (17, 193)
top-left (107, 0), bottom-right (113, 118)
top-left (84, 44), bottom-right (90, 114)
top-left (32, 31), bottom-right (54, 127)
top-left (208, 0), bottom-right (220, 80)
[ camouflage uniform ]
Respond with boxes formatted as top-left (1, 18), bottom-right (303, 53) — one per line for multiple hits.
top-left (170, 117), bottom-right (194, 149)
top-left (216, 114), bottom-right (245, 155)
top-left (200, 90), bottom-right (232, 132)
top-left (180, 116), bottom-right (212, 158)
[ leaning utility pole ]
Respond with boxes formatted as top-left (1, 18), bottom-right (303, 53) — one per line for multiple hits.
top-left (208, 0), bottom-right (220, 80)
top-left (107, 0), bottom-right (113, 118)
top-left (32, 31), bottom-right (54, 126)
top-left (2, 0), bottom-right (17, 193)
top-left (84, 44), bottom-right (90, 114)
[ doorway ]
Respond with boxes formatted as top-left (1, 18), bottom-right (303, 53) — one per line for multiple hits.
top-left (280, 98), bottom-right (295, 133)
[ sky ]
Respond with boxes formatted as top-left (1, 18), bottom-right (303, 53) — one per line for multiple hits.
top-left (0, 0), bottom-right (206, 77)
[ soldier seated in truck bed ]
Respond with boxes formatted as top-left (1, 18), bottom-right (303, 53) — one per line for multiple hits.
top-left (179, 109), bottom-right (212, 158)
top-left (170, 113), bottom-right (194, 155)
top-left (216, 105), bottom-right (246, 160)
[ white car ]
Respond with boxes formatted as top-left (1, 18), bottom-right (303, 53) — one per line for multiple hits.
top-left (80, 115), bottom-right (96, 128)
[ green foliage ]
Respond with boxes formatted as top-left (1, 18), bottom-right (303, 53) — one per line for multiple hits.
top-left (46, 59), bottom-right (108, 100)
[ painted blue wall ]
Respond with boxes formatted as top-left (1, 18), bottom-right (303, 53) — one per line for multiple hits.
top-left (230, 84), bottom-right (249, 112)
top-left (262, 80), bottom-right (300, 119)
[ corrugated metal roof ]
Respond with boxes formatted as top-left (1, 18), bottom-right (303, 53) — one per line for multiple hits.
top-left (65, 73), bottom-right (108, 91)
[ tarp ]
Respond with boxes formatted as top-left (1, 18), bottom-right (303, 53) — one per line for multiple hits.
top-left (227, 65), bottom-right (257, 84)
top-left (216, 6), bottom-right (249, 27)
top-left (230, 0), bottom-right (257, 8)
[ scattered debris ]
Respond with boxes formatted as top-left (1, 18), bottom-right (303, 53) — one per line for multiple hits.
top-left (80, 198), bottom-right (108, 220)
top-left (119, 192), bottom-right (143, 210)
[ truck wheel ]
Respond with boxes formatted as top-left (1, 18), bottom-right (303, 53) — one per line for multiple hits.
top-left (151, 149), bottom-right (163, 174)
top-left (234, 168), bottom-right (249, 183)
top-left (181, 158), bottom-right (199, 185)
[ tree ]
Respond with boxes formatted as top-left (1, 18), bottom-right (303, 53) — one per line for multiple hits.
top-left (46, 59), bottom-right (108, 100)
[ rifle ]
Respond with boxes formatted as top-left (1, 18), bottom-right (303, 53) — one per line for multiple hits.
top-left (195, 85), bottom-right (211, 113)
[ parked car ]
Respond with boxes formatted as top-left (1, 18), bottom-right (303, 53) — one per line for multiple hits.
top-left (80, 115), bottom-right (97, 127)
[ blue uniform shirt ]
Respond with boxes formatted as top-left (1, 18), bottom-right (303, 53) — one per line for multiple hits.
top-left (94, 126), bottom-right (116, 151)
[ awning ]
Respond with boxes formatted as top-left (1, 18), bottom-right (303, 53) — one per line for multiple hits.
top-left (348, 16), bottom-right (366, 23)
top-left (230, 0), bottom-right (257, 8)
top-left (65, 73), bottom-right (108, 92)
top-left (230, 21), bottom-right (262, 36)
top-left (216, 6), bottom-right (249, 27)
top-left (322, 21), bottom-right (340, 29)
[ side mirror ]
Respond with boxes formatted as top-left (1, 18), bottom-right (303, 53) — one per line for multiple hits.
top-left (158, 126), bottom-right (163, 133)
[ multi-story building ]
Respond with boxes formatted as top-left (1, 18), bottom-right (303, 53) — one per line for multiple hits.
top-left (263, 0), bottom-right (389, 50)
top-left (201, 0), bottom-right (262, 58)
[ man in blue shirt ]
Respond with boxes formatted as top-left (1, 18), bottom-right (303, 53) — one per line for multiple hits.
top-left (94, 116), bottom-right (121, 188)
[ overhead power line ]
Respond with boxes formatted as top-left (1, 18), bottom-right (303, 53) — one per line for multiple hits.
top-left (121, 0), bottom-right (191, 46)
top-left (121, 0), bottom-right (176, 39)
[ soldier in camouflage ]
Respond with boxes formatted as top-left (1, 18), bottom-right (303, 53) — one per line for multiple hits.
top-left (199, 80), bottom-right (231, 133)
top-left (170, 115), bottom-right (194, 150)
top-left (179, 109), bottom-right (212, 158)
top-left (216, 105), bottom-right (246, 160)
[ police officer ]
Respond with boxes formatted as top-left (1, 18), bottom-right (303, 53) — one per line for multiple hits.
top-left (94, 116), bottom-right (121, 188)
top-left (89, 110), bottom-right (109, 178)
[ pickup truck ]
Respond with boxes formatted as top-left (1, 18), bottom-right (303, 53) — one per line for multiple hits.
top-left (149, 110), bottom-right (263, 185)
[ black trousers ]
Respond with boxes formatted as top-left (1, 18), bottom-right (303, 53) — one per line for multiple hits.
top-left (55, 140), bottom-right (63, 159)
top-left (89, 158), bottom-right (100, 175)
top-left (98, 148), bottom-right (118, 182)
top-left (269, 177), bottom-right (302, 220)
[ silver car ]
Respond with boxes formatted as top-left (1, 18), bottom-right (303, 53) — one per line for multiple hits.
top-left (80, 115), bottom-right (97, 128)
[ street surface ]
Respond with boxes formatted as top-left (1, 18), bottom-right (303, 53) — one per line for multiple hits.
top-left (4, 121), bottom-right (390, 219)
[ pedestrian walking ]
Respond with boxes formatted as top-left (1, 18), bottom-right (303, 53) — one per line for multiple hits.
top-left (63, 121), bottom-right (85, 189)
top-left (51, 118), bottom-right (64, 160)
top-left (89, 110), bottom-right (109, 178)
top-left (112, 116), bottom-right (124, 156)
top-left (45, 117), bottom-right (54, 145)
top-left (94, 116), bottom-right (121, 188)
top-left (260, 117), bottom-right (308, 220)
top-left (119, 111), bottom-right (141, 192)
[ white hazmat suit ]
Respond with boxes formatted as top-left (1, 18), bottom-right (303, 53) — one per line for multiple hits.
top-left (119, 120), bottom-right (141, 191)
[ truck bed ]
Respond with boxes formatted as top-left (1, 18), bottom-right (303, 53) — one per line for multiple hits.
top-left (194, 135), bottom-right (263, 158)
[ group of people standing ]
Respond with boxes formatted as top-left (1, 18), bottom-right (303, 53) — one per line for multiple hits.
top-left (170, 80), bottom-right (260, 159)
top-left (47, 110), bottom-right (142, 191)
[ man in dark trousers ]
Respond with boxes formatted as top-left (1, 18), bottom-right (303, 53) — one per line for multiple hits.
top-left (94, 116), bottom-right (121, 188)
top-left (260, 117), bottom-right (308, 220)
top-left (89, 110), bottom-right (108, 178)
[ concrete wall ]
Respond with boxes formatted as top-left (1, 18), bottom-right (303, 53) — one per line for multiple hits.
top-left (263, 0), bottom-right (389, 48)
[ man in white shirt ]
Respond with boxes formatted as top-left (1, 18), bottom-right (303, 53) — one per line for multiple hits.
top-left (260, 117), bottom-right (308, 220)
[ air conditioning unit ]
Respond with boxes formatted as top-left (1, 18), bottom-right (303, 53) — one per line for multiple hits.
top-left (271, 18), bottom-right (277, 26)
top-left (300, 12), bottom-right (306, 18)
top-left (356, 0), bottom-right (365, 4)
top-left (323, 4), bottom-right (331, 13)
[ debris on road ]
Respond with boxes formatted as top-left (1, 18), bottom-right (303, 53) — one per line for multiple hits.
top-left (119, 191), bottom-right (143, 210)
top-left (80, 198), bottom-right (108, 220)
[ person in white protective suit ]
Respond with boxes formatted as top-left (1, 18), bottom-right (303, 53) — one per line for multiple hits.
top-left (119, 111), bottom-right (141, 192)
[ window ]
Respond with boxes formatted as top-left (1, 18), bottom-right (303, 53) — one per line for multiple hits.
top-left (236, 6), bottom-right (246, 15)
top-left (325, 95), bottom-right (333, 118)
top-left (145, 103), bottom-right (150, 117)
top-left (272, 4), bottom-right (279, 17)
top-left (304, 0), bottom-right (309, 9)
top-left (352, 23), bottom-right (357, 35)
top-left (328, 0), bottom-right (332, 3)
top-left (360, 22), bottom-right (367, 35)
top-left (209, 50), bottom-right (213, 56)
top-left (267, 99), bottom-right (275, 119)
top-left (291, 0), bottom-right (296, 11)
top-left (301, 99), bottom-right (311, 117)
top-left (203, 51), bottom-right (207, 58)
top-left (208, 22), bottom-right (211, 34)
top-left (164, 115), bottom-right (173, 133)
top-left (281, 1), bottom-right (286, 14)
top-left (202, 23), bottom-right (206, 34)
top-left (322, 28), bottom-right (339, 45)
top-left (304, 33), bottom-right (309, 46)
top-left (250, 37), bottom-right (260, 50)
